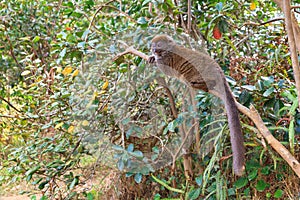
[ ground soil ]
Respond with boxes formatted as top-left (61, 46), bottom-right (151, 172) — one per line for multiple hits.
top-left (0, 195), bottom-right (40, 200)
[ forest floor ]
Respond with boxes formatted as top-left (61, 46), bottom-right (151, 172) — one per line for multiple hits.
top-left (0, 195), bottom-right (41, 200)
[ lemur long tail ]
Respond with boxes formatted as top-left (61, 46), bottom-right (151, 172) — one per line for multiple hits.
top-left (223, 81), bottom-right (245, 176)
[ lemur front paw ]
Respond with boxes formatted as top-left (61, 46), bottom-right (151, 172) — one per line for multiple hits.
top-left (148, 55), bottom-right (155, 64)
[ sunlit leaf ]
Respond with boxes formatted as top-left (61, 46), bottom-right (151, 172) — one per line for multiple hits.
top-left (21, 70), bottom-right (31, 76)
top-left (72, 69), bottom-right (79, 77)
top-left (250, 2), bottom-right (257, 10)
top-left (68, 125), bottom-right (75, 133)
top-left (82, 120), bottom-right (89, 126)
top-left (102, 80), bottom-right (109, 90)
top-left (32, 36), bottom-right (40, 43)
top-left (62, 66), bottom-right (73, 76)
top-left (55, 122), bottom-right (64, 129)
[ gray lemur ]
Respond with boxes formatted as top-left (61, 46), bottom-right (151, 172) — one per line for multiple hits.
top-left (148, 34), bottom-right (245, 176)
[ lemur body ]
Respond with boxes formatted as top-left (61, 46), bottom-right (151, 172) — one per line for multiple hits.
top-left (149, 35), bottom-right (245, 176)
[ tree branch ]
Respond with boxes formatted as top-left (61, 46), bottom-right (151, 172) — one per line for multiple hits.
top-left (274, 0), bottom-right (300, 52)
top-left (236, 102), bottom-right (300, 177)
top-left (282, 0), bottom-right (300, 110)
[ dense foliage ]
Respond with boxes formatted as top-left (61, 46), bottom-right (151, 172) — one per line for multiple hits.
top-left (0, 0), bottom-right (299, 199)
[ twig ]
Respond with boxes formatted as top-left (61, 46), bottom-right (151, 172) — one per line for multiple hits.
top-left (0, 96), bottom-right (22, 113)
top-left (156, 78), bottom-right (178, 118)
top-left (243, 18), bottom-right (284, 27)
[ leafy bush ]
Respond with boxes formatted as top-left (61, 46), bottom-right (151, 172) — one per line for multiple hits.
top-left (0, 0), bottom-right (299, 199)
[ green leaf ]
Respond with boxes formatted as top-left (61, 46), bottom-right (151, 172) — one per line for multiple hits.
top-left (195, 175), bottom-right (202, 186)
top-left (187, 188), bottom-right (201, 200)
top-left (137, 17), bottom-right (147, 24)
top-left (59, 48), bottom-right (67, 58)
top-left (274, 189), bottom-right (283, 198)
top-left (87, 192), bottom-right (94, 200)
top-left (234, 177), bottom-right (248, 189)
top-left (112, 145), bottom-right (124, 151)
top-left (255, 180), bottom-right (268, 192)
top-left (257, 80), bottom-right (264, 91)
top-left (127, 143), bottom-right (134, 152)
top-left (81, 29), bottom-right (90, 39)
top-left (71, 12), bottom-right (83, 18)
top-left (266, 192), bottom-right (272, 198)
top-left (25, 166), bottom-right (41, 177)
top-left (66, 34), bottom-right (77, 43)
top-left (289, 118), bottom-right (295, 154)
top-left (40, 196), bottom-right (48, 200)
top-left (130, 150), bottom-right (143, 158)
top-left (263, 87), bottom-right (275, 97)
top-left (30, 195), bottom-right (37, 200)
top-left (167, 120), bottom-right (177, 132)
top-left (38, 181), bottom-right (49, 190)
top-left (228, 188), bottom-right (235, 196)
top-left (154, 193), bottom-right (161, 200)
top-left (218, 19), bottom-right (228, 33)
top-left (241, 85), bottom-right (256, 91)
top-left (142, 0), bottom-right (152, 6)
top-left (248, 169), bottom-right (258, 181)
top-left (32, 36), bottom-right (40, 43)
top-left (215, 2), bottom-right (223, 12)
top-left (134, 173), bottom-right (142, 183)
top-left (239, 90), bottom-right (251, 104)
top-left (261, 166), bottom-right (270, 175)
top-left (69, 176), bottom-right (79, 189)
top-left (117, 159), bottom-right (125, 171)
top-left (125, 172), bottom-right (134, 177)
top-left (122, 117), bottom-right (130, 125)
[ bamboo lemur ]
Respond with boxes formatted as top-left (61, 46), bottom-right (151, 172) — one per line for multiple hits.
top-left (148, 34), bottom-right (245, 176)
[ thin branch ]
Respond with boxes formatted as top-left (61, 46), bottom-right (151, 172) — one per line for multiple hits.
top-left (156, 78), bottom-right (178, 118)
top-left (0, 96), bottom-right (22, 113)
top-left (187, 0), bottom-right (192, 34)
top-left (113, 46), bottom-right (148, 61)
top-left (86, 0), bottom-right (115, 40)
top-left (0, 114), bottom-right (16, 118)
top-left (291, 5), bottom-right (300, 10)
top-left (244, 17), bottom-right (284, 26)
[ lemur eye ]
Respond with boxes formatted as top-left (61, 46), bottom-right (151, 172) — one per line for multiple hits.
top-left (154, 49), bottom-right (163, 54)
